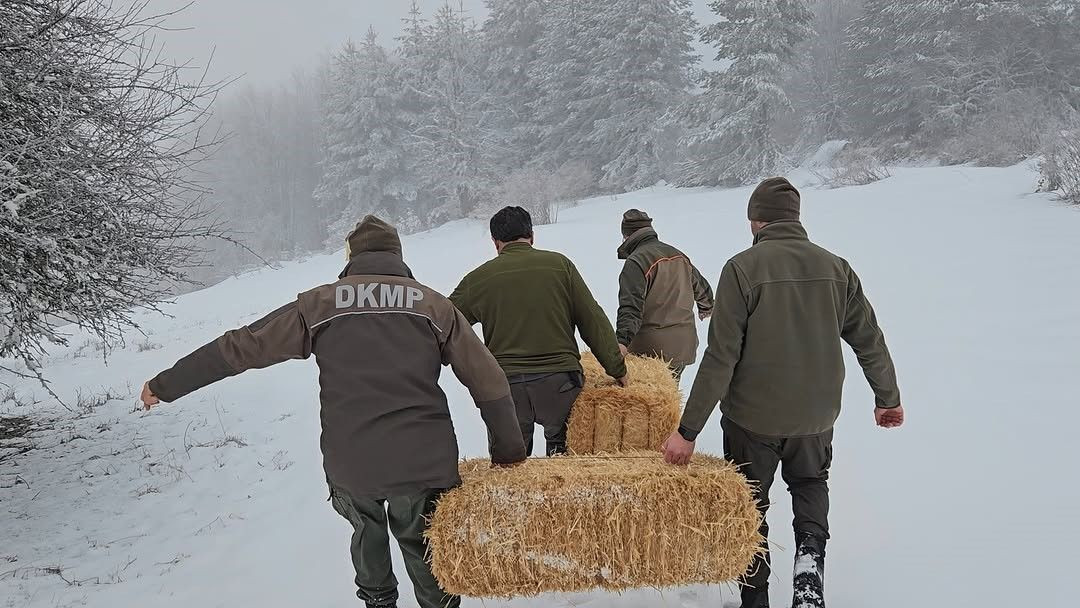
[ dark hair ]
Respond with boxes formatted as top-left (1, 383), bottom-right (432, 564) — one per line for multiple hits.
top-left (489, 206), bottom-right (533, 242)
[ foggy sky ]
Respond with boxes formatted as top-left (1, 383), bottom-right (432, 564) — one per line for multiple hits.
top-left (148, 0), bottom-right (717, 86)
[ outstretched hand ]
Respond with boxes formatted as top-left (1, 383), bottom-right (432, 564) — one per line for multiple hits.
top-left (875, 405), bottom-right (904, 428)
top-left (140, 382), bottom-right (160, 411)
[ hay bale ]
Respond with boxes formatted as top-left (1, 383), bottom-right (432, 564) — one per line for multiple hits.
top-left (427, 454), bottom-right (764, 598)
top-left (567, 353), bottom-right (682, 454)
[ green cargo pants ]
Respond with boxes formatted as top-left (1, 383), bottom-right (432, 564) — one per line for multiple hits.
top-left (721, 416), bottom-right (833, 593)
top-left (329, 483), bottom-right (459, 608)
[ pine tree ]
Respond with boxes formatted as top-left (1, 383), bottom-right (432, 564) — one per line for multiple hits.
top-left (400, 2), bottom-right (499, 222)
top-left (529, 0), bottom-right (605, 176)
top-left (528, 0), bottom-right (698, 191)
top-left (845, 1), bottom-right (1080, 148)
top-left (678, 0), bottom-right (814, 186)
top-left (316, 29), bottom-right (420, 238)
top-left (582, 0), bottom-right (698, 190)
top-left (482, 0), bottom-right (550, 167)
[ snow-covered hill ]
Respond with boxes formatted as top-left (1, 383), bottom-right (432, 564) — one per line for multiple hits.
top-left (2, 164), bottom-right (1077, 607)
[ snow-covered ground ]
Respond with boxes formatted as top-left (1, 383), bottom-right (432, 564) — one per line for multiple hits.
top-left (2, 163), bottom-right (1077, 607)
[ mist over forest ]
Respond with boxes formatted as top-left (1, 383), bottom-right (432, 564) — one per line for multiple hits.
top-left (190, 0), bottom-right (1080, 285)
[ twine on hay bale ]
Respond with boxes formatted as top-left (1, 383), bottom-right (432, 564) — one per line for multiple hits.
top-left (567, 353), bottom-right (682, 454)
top-left (426, 453), bottom-right (764, 598)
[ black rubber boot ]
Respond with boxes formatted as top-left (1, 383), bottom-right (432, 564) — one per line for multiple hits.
top-left (366, 604), bottom-right (397, 608)
top-left (792, 533), bottom-right (826, 608)
top-left (740, 585), bottom-right (770, 608)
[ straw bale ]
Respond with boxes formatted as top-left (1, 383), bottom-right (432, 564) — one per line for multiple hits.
top-left (427, 453), bottom-right (764, 598)
top-left (567, 353), bottom-right (682, 454)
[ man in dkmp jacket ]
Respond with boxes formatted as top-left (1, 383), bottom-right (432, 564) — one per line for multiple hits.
top-left (616, 209), bottom-right (714, 379)
top-left (139, 216), bottom-right (526, 608)
top-left (663, 178), bottom-right (904, 608)
top-left (451, 206), bottom-right (627, 456)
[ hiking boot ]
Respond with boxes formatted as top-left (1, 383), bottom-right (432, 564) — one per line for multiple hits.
top-left (792, 533), bottom-right (826, 608)
top-left (740, 585), bottom-right (770, 608)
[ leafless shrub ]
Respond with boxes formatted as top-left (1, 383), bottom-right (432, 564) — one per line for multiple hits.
top-left (1039, 128), bottom-right (1080, 205)
top-left (133, 484), bottom-right (161, 497)
top-left (136, 340), bottom-right (162, 352)
top-left (0, 0), bottom-right (233, 387)
top-left (812, 147), bottom-right (891, 188)
top-left (944, 90), bottom-right (1063, 166)
top-left (485, 162), bottom-right (593, 226)
top-left (72, 387), bottom-right (125, 415)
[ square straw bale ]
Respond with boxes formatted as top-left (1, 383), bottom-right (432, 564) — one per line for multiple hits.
top-left (427, 454), bottom-right (764, 597)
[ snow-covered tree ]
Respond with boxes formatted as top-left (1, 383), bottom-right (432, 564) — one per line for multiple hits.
top-left (528, 0), bottom-right (604, 176)
top-left (581, 0), bottom-right (698, 190)
top-left (317, 29), bottom-right (421, 239)
top-left (679, 0), bottom-right (814, 186)
top-left (785, 0), bottom-right (863, 143)
top-left (1, 0), bottom-right (224, 382)
top-left (846, 0), bottom-right (1080, 151)
top-left (527, 0), bottom-right (698, 191)
top-left (403, 3), bottom-right (501, 221)
top-left (482, 0), bottom-right (549, 167)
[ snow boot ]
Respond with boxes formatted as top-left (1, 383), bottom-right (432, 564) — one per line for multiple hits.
top-left (740, 585), bottom-right (769, 608)
top-left (792, 533), bottom-right (826, 608)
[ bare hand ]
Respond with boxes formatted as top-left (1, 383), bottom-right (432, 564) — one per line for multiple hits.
top-left (875, 405), bottom-right (904, 428)
top-left (663, 431), bottom-right (695, 465)
top-left (615, 375), bottom-right (628, 387)
top-left (618, 344), bottom-right (629, 357)
top-left (698, 310), bottom-right (712, 321)
top-left (140, 382), bottom-right (160, 410)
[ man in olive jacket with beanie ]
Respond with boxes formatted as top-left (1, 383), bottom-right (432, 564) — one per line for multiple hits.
top-left (617, 209), bottom-right (714, 378)
top-left (140, 216), bottom-right (527, 608)
top-left (662, 178), bottom-right (904, 608)
top-left (451, 206), bottom-right (627, 456)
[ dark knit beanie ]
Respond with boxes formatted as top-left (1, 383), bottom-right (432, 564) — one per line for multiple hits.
top-left (621, 209), bottom-right (654, 237)
top-left (748, 177), bottom-right (801, 223)
top-left (345, 215), bottom-right (402, 258)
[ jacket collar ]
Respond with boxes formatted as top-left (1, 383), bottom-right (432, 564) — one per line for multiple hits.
top-left (499, 241), bottom-right (533, 255)
top-left (753, 220), bottom-right (809, 245)
top-left (618, 227), bottom-right (658, 260)
top-left (339, 251), bottom-right (414, 280)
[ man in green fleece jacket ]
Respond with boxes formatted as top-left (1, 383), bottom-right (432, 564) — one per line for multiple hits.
top-left (662, 178), bottom-right (904, 608)
top-left (451, 206), bottom-right (627, 456)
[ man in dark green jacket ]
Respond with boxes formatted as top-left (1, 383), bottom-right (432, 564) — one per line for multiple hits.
top-left (451, 206), bottom-right (627, 456)
top-left (662, 178), bottom-right (904, 608)
top-left (616, 209), bottom-right (714, 378)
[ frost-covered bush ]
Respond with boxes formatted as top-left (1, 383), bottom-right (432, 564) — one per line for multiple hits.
top-left (0, 1), bottom-right (223, 382)
top-left (812, 147), bottom-right (891, 189)
top-left (484, 163), bottom-right (595, 227)
top-left (1039, 130), bottom-right (1080, 205)
top-left (944, 91), bottom-right (1062, 167)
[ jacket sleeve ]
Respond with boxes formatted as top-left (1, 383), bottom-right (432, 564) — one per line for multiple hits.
top-left (568, 260), bottom-right (627, 379)
top-left (148, 302), bottom-right (312, 403)
top-left (441, 307), bottom-right (527, 465)
top-left (448, 275), bottom-right (478, 325)
top-left (615, 260), bottom-right (647, 346)
top-left (841, 264), bottom-right (902, 408)
top-left (691, 263), bottom-right (715, 315)
top-left (679, 261), bottom-right (748, 438)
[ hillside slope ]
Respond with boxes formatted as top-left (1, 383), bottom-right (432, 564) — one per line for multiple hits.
top-left (2, 164), bottom-right (1078, 607)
